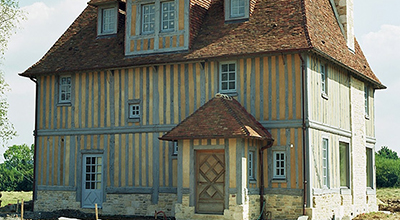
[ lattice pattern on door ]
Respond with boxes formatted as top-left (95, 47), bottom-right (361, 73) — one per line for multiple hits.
top-left (196, 151), bottom-right (225, 214)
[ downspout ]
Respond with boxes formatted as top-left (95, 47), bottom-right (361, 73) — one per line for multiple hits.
top-left (259, 139), bottom-right (273, 219)
top-left (29, 76), bottom-right (38, 210)
top-left (299, 53), bottom-right (307, 216)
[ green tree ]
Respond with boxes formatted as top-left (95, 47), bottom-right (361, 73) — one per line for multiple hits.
top-left (0, 0), bottom-right (24, 146)
top-left (377, 146), bottom-right (399, 160)
top-left (0, 144), bottom-right (33, 191)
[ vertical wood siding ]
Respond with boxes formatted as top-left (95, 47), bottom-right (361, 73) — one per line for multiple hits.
top-left (307, 56), bottom-right (351, 130)
top-left (37, 54), bottom-right (304, 190)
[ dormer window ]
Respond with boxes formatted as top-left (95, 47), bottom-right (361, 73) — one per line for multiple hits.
top-left (225, 0), bottom-right (249, 21)
top-left (142, 4), bottom-right (155, 34)
top-left (97, 4), bottom-right (118, 36)
top-left (140, 1), bottom-right (176, 35)
top-left (161, 1), bottom-right (175, 32)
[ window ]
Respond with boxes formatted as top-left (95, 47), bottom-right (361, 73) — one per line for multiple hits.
top-left (220, 62), bottom-right (236, 93)
top-left (321, 64), bottom-right (328, 95)
top-left (224, 0), bottom-right (249, 21)
top-left (161, 1), bottom-right (175, 31)
top-left (248, 151), bottom-right (255, 180)
top-left (129, 104), bottom-right (140, 119)
top-left (172, 141), bottom-right (178, 156)
top-left (84, 156), bottom-right (103, 190)
top-left (59, 76), bottom-right (71, 103)
top-left (273, 151), bottom-right (285, 179)
top-left (142, 4), bottom-right (155, 34)
top-left (366, 147), bottom-right (373, 188)
top-left (127, 99), bottom-right (141, 122)
top-left (322, 138), bottom-right (329, 188)
top-left (364, 85), bottom-right (369, 117)
top-left (97, 5), bottom-right (117, 35)
top-left (339, 142), bottom-right (350, 188)
top-left (231, 0), bottom-right (245, 17)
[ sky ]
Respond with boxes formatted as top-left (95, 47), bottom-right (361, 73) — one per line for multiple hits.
top-left (0, 0), bottom-right (399, 162)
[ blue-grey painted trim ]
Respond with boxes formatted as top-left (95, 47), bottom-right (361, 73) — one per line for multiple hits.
top-left (80, 149), bottom-right (104, 154)
top-left (159, 187), bottom-right (177, 193)
top-left (146, 68), bottom-right (150, 125)
top-left (236, 138), bottom-right (243, 205)
top-left (242, 60), bottom-right (247, 109)
top-left (85, 73), bottom-right (89, 128)
top-left (70, 136), bottom-right (76, 187)
top-left (97, 71), bottom-right (102, 129)
top-left (193, 145), bottom-right (224, 150)
top-left (125, 134), bottom-right (129, 187)
top-left (304, 54), bottom-right (312, 208)
top-left (182, 188), bottom-right (190, 194)
top-left (170, 65), bottom-right (174, 124)
top-left (250, 58), bottom-right (256, 116)
top-left (46, 137), bottom-right (50, 185)
top-left (37, 185), bottom-right (76, 191)
top-left (103, 135), bottom-right (108, 203)
top-left (295, 128), bottom-right (299, 189)
top-left (228, 188), bottom-right (237, 194)
top-left (292, 54), bottom-right (297, 120)
top-left (259, 58), bottom-right (264, 120)
top-left (275, 55), bottom-right (280, 120)
top-left (92, 72), bottom-right (96, 128)
top-left (78, 74), bottom-right (82, 128)
top-left (139, 133), bottom-right (142, 186)
top-left (109, 135), bottom-right (115, 187)
top-left (177, 64), bottom-right (182, 122)
top-left (286, 129), bottom-right (291, 189)
top-left (177, 140), bottom-right (183, 203)
top-left (118, 135), bottom-right (122, 187)
top-left (200, 63), bottom-right (206, 106)
top-left (145, 133), bottom-right (149, 187)
top-left (49, 76), bottom-right (53, 129)
top-left (106, 187), bottom-right (153, 194)
top-left (284, 55), bottom-right (289, 120)
top-left (75, 136), bottom-right (83, 202)
top-left (268, 57), bottom-right (272, 120)
top-left (162, 66), bottom-right (166, 124)
top-left (189, 140), bottom-right (195, 207)
top-left (192, 64), bottom-right (197, 111)
top-left (225, 140), bottom-right (229, 209)
top-left (103, 72), bottom-right (108, 128)
top-left (184, 64), bottom-right (189, 117)
top-left (57, 137), bottom-right (61, 185)
top-left (169, 143), bottom-right (174, 187)
top-left (152, 133), bottom-right (160, 204)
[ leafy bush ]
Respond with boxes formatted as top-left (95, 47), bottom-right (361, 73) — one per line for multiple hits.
top-left (376, 146), bottom-right (400, 188)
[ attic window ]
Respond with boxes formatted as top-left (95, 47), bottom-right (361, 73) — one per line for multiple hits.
top-left (98, 4), bottom-right (118, 36)
top-left (225, 0), bottom-right (249, 21)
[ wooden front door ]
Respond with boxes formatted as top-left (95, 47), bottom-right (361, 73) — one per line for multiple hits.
top-left (196, 150), bottom-right (225, 214)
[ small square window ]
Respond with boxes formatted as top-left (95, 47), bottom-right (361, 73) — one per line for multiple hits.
top-left (129, 104), bottom-right (140, 119)
top-left (230, 0), bottom-right (245, 17)
top-left (59, 76), bottom-right (71, 103)
top-left (161, 1), bottom-right (175, 32)
top-left (142, 4), bottom-right (156, 34)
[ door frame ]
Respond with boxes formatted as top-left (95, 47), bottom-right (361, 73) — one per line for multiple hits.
top-left (81, 153), bottom-right (104, 208)
top-left (194, 149), bottom-right (226, 214)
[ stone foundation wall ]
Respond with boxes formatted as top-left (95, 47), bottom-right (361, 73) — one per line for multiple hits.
top-left (264, 194), bottom-right (303, 220)
top-left (35, 191), bottom-right (81, 212)
top-left (35, 190), bottom-right (177, 217)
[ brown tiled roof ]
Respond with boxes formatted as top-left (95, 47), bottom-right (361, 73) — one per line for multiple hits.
top-left (20, 0), bottom-right (384, 88)
top-left (88, 0), bottom-right (125, 6)
top-left (159, 94), bottom-right (273, 141)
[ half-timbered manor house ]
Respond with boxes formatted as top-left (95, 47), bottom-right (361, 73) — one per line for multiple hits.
top-left (20, 0), bottom-right (385, 219)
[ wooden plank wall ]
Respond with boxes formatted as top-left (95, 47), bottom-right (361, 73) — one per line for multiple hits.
top-left (308, 55), bottom-right (351, 131)
top-left (36, 54), bottom-right (304, 190)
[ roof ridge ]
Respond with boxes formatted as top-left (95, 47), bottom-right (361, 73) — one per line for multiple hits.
top-left (220, 97), bottom-right (250, 137)
top-left (300, 0), bottom-right (313, 48)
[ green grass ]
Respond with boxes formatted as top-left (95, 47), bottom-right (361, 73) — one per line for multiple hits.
top-left (0, 191), bottom-right (32, 207)
top-left (377, 188), bottom-right (400, 201)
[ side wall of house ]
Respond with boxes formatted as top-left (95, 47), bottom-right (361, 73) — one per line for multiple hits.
top-left (306, 55), bottom-right (377, 220)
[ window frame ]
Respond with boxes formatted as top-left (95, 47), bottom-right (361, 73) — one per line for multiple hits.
top-left (59, 75), bottom-right (72, 104)
top-left (97, 4), bottom-right (118, 36)
top-left (321, 63), bottom-right (328, 97)
top-left (141, 3), bottom-right (156, 34)
top-left (339, 142), bottom-right (350, 188)
top-left (224, 0), bottom-right (249, 21)
top-left (273, 151), bottom-right (286, 180)
top-left (322, 138), bottom-right (329, 188)
top-left (127, 99), bottom-right (141, 122)
top-left (364, 84), bottom-right (369, 118)
top-left (219, 61), bottom-right (237, 94)
top-left (366, 147), bottom-right (374, 189)
top-left (160, 1), bottom-right (175, 32)
top-left (172, 141), bottom-right (178, 156)
top-left (248, 150), bottom-right (256, 181)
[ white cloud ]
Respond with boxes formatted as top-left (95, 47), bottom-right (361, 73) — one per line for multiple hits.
top-left (360, 24), bottom-right (400, 153)
top-left (0, 0), bottom-right (87, 162)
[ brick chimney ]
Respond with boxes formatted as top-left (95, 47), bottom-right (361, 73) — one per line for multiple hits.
top-left (333, 0), bottom-right (355, 51)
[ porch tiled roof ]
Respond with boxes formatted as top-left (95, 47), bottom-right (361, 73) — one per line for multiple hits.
top-left (20, 0), bottom-right (384, 88)
top-left (159, 94), bottom-right (273, 141)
